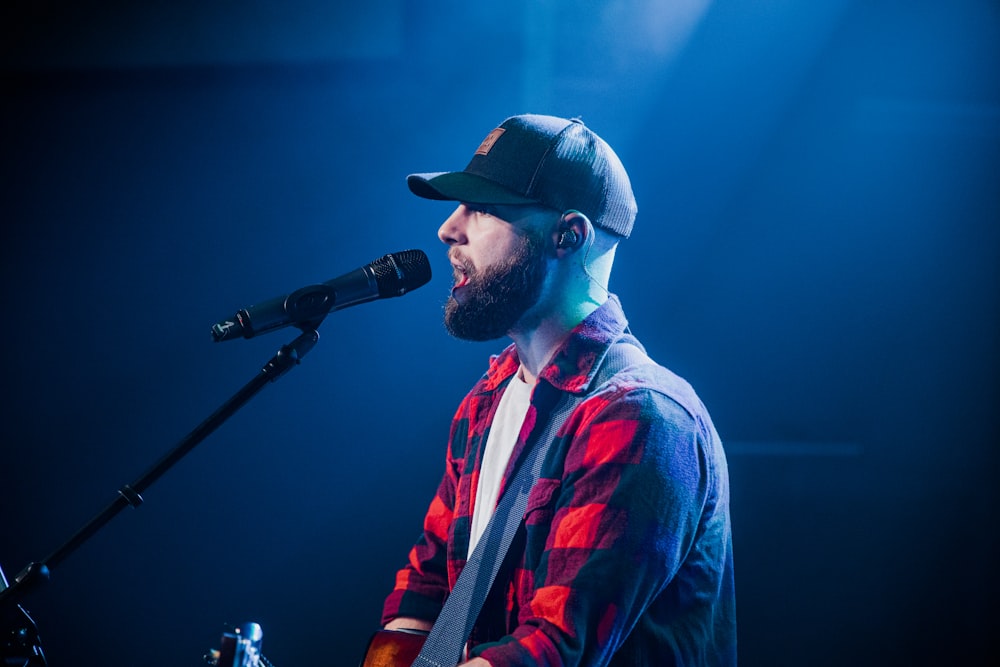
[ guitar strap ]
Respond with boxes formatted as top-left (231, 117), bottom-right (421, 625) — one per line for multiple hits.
top-left (411, 335), bottom-right (647, 667)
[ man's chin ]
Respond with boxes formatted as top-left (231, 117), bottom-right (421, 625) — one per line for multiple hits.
top-left (444, 304), bottom-right (508, 342)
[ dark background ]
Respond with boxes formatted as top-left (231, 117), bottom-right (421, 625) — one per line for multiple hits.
top-left (1, 1), bottom-right (997, 665)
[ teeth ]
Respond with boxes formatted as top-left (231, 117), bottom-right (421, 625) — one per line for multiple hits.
top-left (451, 260), bottom-right (468, 287)
top-left (449, 254), bottom-right (470, 290)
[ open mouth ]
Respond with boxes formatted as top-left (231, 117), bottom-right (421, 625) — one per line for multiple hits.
top-left (450, 260), bottom-right (470, 298)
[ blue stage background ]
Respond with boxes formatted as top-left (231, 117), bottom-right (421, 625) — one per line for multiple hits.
top-left (1, 2), bottom-right (997, 665)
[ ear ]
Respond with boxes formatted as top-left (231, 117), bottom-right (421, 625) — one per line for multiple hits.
top-left (555, 210), bottom-right (590, 256)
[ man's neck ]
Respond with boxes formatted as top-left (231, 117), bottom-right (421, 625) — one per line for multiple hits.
top-left (511, 298), bottom-right (603, 385)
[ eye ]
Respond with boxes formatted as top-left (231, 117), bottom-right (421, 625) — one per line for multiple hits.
top-left (464, 203), bottom-right (496, 217)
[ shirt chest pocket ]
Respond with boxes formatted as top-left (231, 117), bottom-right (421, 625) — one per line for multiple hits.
top-left (523, 477), bottom-right (562, 526)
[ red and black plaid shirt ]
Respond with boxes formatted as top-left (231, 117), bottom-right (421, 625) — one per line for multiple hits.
top-left (382, 296), bottom-right (736, 666)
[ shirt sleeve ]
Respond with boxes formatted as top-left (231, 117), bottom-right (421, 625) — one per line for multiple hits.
top-left (474, 384), bottom-right (714, 666)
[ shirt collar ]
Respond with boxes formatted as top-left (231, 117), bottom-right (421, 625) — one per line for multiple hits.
top-left (483, 295), bottom-right (630, 394)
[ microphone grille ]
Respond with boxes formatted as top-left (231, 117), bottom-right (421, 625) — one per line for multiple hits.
top-left (372, 249), bottom-right (432, 297)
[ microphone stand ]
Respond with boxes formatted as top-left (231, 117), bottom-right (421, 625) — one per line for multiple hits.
top-left (0, 327), bottom-right (320, 663)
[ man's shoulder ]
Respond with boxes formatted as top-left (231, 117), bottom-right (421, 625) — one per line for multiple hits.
top-left (595, 349), bottom-right (717, 438)
top-left (593, 340), bottom-right (699, 414)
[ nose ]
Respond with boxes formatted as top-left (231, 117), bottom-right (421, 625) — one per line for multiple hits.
top-left (437, 204), bottom-right (468, 246)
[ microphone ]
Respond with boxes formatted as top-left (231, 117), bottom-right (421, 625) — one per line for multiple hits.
top-left (211, 249), bottom-right (432, 342)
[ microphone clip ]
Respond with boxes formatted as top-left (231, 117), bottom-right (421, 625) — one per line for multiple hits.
top-left (212, 284), bottom-right (334, 342)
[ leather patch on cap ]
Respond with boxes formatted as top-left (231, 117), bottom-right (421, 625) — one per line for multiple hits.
top-left (475, 128), bottom-right (505, 156)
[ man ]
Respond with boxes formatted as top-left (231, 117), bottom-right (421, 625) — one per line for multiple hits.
top-left (381, 114), bottom-right (736, 666)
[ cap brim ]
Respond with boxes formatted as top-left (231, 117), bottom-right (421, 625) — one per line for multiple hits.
top-left (407, 171), bottom-right (538, 205)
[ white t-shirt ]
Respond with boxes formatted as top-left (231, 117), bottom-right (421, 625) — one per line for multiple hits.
top-left (467, 372), bottom-right (534, 557)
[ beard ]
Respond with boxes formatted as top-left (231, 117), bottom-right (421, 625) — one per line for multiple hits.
top-left (444, 231), bottom-right (548, 342)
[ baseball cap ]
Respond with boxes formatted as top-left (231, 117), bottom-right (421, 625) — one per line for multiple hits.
top-left (407, 114), bottom-right (637, 238)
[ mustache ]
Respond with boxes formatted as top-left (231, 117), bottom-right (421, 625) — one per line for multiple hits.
top-left (447, 249), bottom-right (474, 277)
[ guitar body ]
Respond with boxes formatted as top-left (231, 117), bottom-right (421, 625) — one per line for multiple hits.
top-left (360, 629), bottom-right (428, 667)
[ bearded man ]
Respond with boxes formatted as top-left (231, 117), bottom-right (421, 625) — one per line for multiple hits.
top-left (378, 114), bottom-right (736, 667)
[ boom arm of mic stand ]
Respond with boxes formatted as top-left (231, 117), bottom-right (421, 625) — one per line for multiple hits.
top-left (0, 328), bottom-right (320, 612)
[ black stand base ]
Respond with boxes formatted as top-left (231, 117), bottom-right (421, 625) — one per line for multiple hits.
top-left (1, 564), bottom-right (46, 666)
